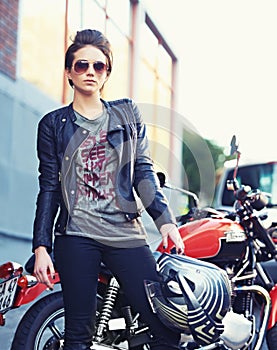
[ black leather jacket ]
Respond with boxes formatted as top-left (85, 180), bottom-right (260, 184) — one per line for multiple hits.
top-left (32, 98), bottom-right (175, 252)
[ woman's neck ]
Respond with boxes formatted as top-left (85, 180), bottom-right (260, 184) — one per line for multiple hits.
top-left (72, 94), bottom-right (103, 120)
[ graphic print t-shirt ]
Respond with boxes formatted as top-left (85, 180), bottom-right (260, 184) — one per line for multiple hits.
top-left (65, 108), bottom-right (147, 248)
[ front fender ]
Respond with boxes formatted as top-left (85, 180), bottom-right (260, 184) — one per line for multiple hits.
top-left (268, 284), bottom-right (277, 329)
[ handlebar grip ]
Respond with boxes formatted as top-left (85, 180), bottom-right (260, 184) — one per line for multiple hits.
top-left (235, 185), bottom-right (251, 200)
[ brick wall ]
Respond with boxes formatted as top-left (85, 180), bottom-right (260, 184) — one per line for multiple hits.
top-left (0, 0), bottom-right (19, 80)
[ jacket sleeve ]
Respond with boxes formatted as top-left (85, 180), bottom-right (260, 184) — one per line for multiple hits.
top-left (131, 101), bottom-right (177, 230)
top-left (32, 114), bottom-right (61, 253)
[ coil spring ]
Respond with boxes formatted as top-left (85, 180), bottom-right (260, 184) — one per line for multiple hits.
top-left (94, 277), bottom-right (120, 341)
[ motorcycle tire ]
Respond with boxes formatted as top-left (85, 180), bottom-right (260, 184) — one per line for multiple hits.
top-left (266, 323), bottom-right (277, 350)
top-left (11, 290), bottom-right (148, 350)
top-left (11, 291), bottom-right (64, 350)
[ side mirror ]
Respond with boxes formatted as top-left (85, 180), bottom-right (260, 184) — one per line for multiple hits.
top-left (230, 135), bottom-right (239, 156)
top-left (229, 135), bottom-right (241, 187)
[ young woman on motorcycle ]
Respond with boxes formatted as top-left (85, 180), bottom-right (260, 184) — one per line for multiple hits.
top-left (32, 29), bottom-right (184, 350)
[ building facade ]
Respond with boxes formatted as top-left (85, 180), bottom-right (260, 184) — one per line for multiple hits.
top-left (0, 0), bottom-right (183, 239)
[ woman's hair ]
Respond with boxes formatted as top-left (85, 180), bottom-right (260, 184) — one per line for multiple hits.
top-left (65, 29), bottom-right (113, 87)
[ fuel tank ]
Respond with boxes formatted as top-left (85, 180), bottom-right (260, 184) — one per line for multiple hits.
top-left (158, 217), bottom-right (247, 266)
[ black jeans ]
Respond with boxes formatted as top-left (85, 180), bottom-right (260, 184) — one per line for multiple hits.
top-left (54, 235), bottom-right (180, 350)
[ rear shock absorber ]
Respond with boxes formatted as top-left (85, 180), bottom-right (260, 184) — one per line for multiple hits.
top-left (94, 276), bottom-right (120, 342)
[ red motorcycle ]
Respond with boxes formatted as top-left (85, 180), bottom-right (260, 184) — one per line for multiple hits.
top-left (2, 136), bottom-right (277, 349)
top-left (157, 135), bottom-right (277, 349)
top-left (5, 251), bottom-right (231, 350)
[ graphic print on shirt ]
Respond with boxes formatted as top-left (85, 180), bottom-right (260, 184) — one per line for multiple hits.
top-left (75, 129), bottom-right (115, 202)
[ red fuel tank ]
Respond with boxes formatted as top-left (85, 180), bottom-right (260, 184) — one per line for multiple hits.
top-left (158, 217), bottom-right (247, 265)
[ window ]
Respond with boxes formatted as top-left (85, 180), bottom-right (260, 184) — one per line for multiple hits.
top-left (104, 21), bottom-right (130, 99)
top-left (19, 0), bottom-right (131, 103)
top-left (19, 0), bottom-right (65, 101)
top-left (222, 162), bottom-right (277, 206)
top-left (136, 19), bottom-right (173, 108)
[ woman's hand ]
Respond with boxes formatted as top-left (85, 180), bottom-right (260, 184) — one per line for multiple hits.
top-left (160, 223), bottom-right (185, 254)
top-left (34, 246), bottom-right (55, 290)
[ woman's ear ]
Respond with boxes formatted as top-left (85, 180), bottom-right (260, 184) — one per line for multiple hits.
top-left (100, 74), bottom-right (110, 93)
top-left (104, 70), bottom-right (111, 84)
top-left (65, 68), bottom-right (72, 80)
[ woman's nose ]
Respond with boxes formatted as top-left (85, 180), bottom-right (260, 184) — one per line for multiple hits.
top-left (87, 63), bottom-right (95, 74)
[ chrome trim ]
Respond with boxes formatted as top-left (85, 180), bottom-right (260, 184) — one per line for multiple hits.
top-left (234, 284), bottom-right (271, 350)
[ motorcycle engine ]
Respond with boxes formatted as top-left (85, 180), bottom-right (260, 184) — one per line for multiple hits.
top-left (220, 310), bottom-right (252, 349)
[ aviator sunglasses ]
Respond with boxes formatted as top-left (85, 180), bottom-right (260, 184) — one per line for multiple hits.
top-left (72, 60), bottom-right (108, 74)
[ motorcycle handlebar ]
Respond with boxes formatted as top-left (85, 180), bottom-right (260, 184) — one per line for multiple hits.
top-left (233, 184), bottom-right (269, 211)
top-left (163, 184), bottom-right (199, 208)
top-left (234, 185), bottom-right (251, 201)
top-left (227, 183), bottom-right (276, 259)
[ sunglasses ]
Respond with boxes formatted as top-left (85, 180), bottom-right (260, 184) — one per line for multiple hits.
top-left (72, 60), bottom-right (108, 74)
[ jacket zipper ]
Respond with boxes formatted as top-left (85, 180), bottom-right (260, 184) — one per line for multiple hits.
top-left (63, 148), bottom-right (79, 231)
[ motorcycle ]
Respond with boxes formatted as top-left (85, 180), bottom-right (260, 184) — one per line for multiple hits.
top-left (157, 135), bottom-right (277, 349)
top-left (8, 252), bottom-right (232, 350)
top-left (3, 135), bottom-right (277, 349)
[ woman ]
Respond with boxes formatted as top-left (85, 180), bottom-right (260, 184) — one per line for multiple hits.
top-left (33, 29), bottom-right (184, 350)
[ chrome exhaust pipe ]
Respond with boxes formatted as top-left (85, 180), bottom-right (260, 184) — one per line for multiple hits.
top-left (235, 284), bottom-right (271, 350)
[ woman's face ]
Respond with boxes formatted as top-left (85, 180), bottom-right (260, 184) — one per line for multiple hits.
top-left (66, 45), bottom-right (109, 96)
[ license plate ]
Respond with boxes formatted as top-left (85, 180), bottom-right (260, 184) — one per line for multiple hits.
top-left (0, 277), bottom-right (19, 312)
